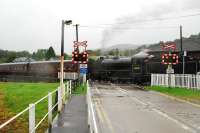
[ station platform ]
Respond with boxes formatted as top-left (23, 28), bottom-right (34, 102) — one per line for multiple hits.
top-left (51, 95), bottom-right (89, 133)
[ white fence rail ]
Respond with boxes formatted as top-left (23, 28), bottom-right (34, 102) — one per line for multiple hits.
top-left (87, 81), bottom-right (99, 133)
top-left (0, 80), bottom-right (72, 133)
top-left (151, 74), bottom-right (200, 89)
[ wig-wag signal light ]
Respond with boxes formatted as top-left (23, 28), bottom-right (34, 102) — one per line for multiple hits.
top-left (72, 41), bottom-right (88, 64)
top-left (161, 53), bottom-right (179, 65)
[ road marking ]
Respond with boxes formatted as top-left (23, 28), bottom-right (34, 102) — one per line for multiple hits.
top-left (95, 87), bottom-right (101, 94)
top-left (117, 86), bottom-right (196, 133)
top-left (93, 98), bottom-right (104, 123)
top-left (147, 102), bottom-right (196, 133)
top-left (117, 88), bottom-right (147, 106)
top-left (93, 86), bottom-right (116, 133)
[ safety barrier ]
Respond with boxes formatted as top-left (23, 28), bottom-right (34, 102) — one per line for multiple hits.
top-left (0, 80), bottom-right (72, 133)
top-left (151, 74), bottom-right (200, 89)
top-left (87, 81), bottom-right (99, 133)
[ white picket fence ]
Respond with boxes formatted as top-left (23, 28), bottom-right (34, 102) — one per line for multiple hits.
top-left (87, 81), bottom-right (99, 133)
top-left (151, 74), bottom-right (200, 89)
top-left (0, 80), bottom-right (72, 133)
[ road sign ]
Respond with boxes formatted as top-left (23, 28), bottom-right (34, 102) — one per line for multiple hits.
top-left (166, 67), bottom-right (174, 74)
top-left (80, 68), bottom-right (88, 74)
top-left (184, 51), bottom-right (187, 56)
top-left (161, 42), bottom-right (176, 51)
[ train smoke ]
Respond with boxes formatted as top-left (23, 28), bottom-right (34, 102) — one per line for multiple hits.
top-left (100, 0), bottom-right (200, 55)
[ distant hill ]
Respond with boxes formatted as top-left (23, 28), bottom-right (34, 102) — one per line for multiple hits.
top-left (90, 33), bottom-right (200, 57)
top-left (147, 33), bottom-right (200, 52)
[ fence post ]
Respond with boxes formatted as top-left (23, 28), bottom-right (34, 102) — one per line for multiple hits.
top-left (58, 87), bottom-right (62, 112)
top-left (69, 81), bottom-right (72, 95)
top-left (70, 80), bottom-right (72, 91)
top-left (29, 104), bottom-right (35, 133)
top-left (171, 74), bottom-right (175, 87)
top-left (48, 92), bottom-right (52, 127)
top-left (62, 84), bottom-right (66, 104)
top-left (66, 81), bottom-right (69, 97)
top-left (151, 74), bottom-right (153, 86)
top-left (187, 75), bottom-right (190, 89)
top-left (197, 75), bottom-right (200, 90)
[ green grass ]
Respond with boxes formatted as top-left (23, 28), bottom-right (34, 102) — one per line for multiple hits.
top-left (72, 83), bottom-right (87, 95)
top-left (145, 86), bottom-right (200, 102)
top-left (0, 82), bottom-right (58, 113)
top-left (0, 82), bottom-right (59, 133)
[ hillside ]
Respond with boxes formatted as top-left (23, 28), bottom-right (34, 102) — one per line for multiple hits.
top-left (147, 33), bottom-right (200, 52)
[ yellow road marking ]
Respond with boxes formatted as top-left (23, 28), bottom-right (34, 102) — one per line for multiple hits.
top-left (93, 86), bottom-right (116, 133)
top-left (93, 98), bottom-right (104, 123)
top-left (96, 97), bottom-right (116, 133)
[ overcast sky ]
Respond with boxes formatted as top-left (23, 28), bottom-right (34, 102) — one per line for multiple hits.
top-left (0, 0), bottom-right (200, 54)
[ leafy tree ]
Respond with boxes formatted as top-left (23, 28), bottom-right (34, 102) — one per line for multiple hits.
top-left (32, 49), bottom-right (48, 60)
top-left (64, 53), bottom-right (72, 60)
top-left (46, 46), bottom-right (56, 60)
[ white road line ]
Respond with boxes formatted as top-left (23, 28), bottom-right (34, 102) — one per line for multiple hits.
top-left (95, 87), bottom-right (101, 94)
top-left (117, 86), bottom-right (196, 133)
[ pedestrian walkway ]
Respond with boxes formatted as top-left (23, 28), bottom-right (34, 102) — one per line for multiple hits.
top-left (51, 95), bottom-right (89, 133)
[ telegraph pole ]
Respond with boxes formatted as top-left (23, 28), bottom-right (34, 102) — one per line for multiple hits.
top-left (180, 25), bottom-right (184, 74)
top-left (59, 20), bottom-right (72, 111)
top-left (60, 20), bottom-right (65, 98)
top-left (75, 24), bottom-right (79, 42)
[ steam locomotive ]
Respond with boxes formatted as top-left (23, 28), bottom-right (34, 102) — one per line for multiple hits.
top-left (88, 52), bottom-right (200, 84)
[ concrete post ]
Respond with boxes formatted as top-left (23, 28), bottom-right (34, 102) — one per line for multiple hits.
top-left (58, 87), bottom-right (62, 112)
top-left (29, 104), bottom-right (35, 133)
top-left (48, 92), bottom-right (52, 126)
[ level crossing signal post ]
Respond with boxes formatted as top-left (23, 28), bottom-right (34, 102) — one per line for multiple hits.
top-left (161, 42), bottom-right (179, 87)
top-left (72, 41), bottom-right (88, 83)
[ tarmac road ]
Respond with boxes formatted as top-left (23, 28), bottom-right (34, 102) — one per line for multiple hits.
top-left (91, 82), bottom-right (200, 133)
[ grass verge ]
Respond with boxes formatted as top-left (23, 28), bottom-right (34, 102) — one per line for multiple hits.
top-left (0, 82), bottom-right (59, 133)
top-left (145, 86), bottom-right (200, 103)
top-left (72, 83), bottom-right (87, 95)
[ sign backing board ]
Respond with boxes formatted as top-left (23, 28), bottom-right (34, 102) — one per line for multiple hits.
top-left (80, 64), bottom-right (88, 68)
top-left (166, 67), bottom-right (174, 74)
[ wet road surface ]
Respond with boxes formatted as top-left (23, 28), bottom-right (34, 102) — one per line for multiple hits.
top-left (91, 82), bottom-right (200, 133)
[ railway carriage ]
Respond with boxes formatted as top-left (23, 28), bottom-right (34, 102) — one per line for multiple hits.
top-left (0, 60), bottom-right (78, 82)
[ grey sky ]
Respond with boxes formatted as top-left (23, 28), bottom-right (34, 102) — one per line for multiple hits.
top-left (0, 0), bottom-right (200, 54)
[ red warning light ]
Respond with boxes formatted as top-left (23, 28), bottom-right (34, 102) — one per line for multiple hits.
top-left (161, 53), bottom-right (179, 65)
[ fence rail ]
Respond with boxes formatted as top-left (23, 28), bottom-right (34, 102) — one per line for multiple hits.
top-left (0, 80), bottom-right (72, 133)
top-left (151, 74), bottom-right (200, 89)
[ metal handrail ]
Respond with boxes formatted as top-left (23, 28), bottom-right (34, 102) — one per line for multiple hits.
top-left (0, 106), bottom-right (29, 129)
top-left (0, 81), bottom-right (71, 132)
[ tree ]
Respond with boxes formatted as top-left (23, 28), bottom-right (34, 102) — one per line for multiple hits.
top-left (46, 46), bottom-right (56, 60)
top-left (32, 49), bottom-right (48, 60)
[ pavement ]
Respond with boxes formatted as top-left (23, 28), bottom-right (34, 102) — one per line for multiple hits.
top-left (51, 95), bottom-right (89, 133)
top-left (91, 83), bottom-right (200, 133)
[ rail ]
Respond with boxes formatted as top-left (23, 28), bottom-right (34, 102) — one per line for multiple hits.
top-left (151, 74), bottom-right (200, 89)
top-left (0, 80), bottom-right (72, 133)
top-left (87, 81), bottom-right (99, 133)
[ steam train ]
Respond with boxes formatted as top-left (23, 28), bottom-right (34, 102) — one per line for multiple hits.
top-left (0, 60), bottom-right (78, 82)
top-left (88, 52), bottom-right (200, 84)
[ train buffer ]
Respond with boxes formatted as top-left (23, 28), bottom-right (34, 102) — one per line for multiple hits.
top-left (51, 95), bottom-right (89, 133)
